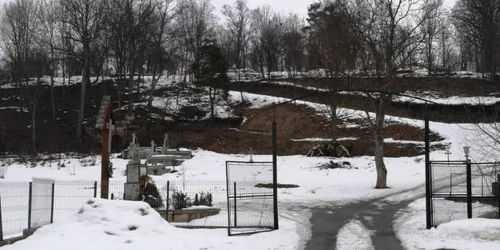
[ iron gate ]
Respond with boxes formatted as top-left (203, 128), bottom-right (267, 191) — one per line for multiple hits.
top-left (427, 160), bottom-right (500, 228)
top-left (226, 161), bottom-right (277, 236)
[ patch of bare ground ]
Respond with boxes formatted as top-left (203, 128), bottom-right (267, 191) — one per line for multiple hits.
top-left (165, 104), bottom-right (444, 157)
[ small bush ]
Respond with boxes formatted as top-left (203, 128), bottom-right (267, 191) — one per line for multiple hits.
top-left (171, 189), bottom-right (191, 210)
top-left (197, 191), bottom-right (213, 207)
top-left (171, 190), bottom-right (213, 209)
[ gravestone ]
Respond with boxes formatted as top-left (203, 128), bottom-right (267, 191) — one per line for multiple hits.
top-left (0, 166), bottom-right (6, 178)
top-left (124, 141), bottom-right (142, 200)
top-left (162, 133), bottom-right (169, 154)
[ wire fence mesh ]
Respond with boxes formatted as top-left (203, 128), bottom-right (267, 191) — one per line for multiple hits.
top-left (429, 161), bottom-right (500, 227)
top-left (226, 161), bottom-right (275, 235)
top-left (53, 181), bottom-right (97, 222)
top-left (0, 182), bottom-right (30, 239)
top-left (31, 180), bottom-right (53, 228)
top-left (1, 179), bottom-right (235, 240)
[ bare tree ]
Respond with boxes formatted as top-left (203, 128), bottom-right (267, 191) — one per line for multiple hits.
top-left (452, 0), bottom-right (500, 81)
top-left (109, 0), bottom-right (156, 117)
top-left (250, 6), bottom-right (283, 79)
top-left (0, 0), bottom-right (41, 153)
top-left (177, 0), bottom-right (216, 82)
top-left (38, 0), bottom-right (59, 122)
top-left (59, 0), bottom-right (108, 139)
top-left (282, 13), bottom-right (305, 77)
top-left (352, 0), bottom-right (436, 188)
top-left (421, 0), bottom-right (443, 75)
top-left (222, 0), bottom-right (251, 79)
top-left (438, 14), bottom-right (455, 72)
top-left (146, 0), bottom-right (178, 110)
top-left (305, 1), bottom-right (359, 142)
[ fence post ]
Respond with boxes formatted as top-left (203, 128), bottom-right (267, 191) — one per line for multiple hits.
top-left (424, 109), bottom-right (432, 229)
top-left (0, 196), bottom-right (3, 241)
top-left (234, 182), bottom-right (237, 228)
top-left (28, 182), bottom-right (32, 229)
top-left (466, 160), bottom-right (472, 219)
top-left (497, 174), bottom-right (500, 216)
top-left (272, 121), bottom-right (279, 230)
top-left (166, 181), bottom-right (169, 222)
top-left (50, 183), bottom-right (55, 224)
top-left (93, 181), bottom-right (97, 198)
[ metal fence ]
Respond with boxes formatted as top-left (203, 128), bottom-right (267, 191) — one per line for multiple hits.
top-left (1, 179), bottom-right (233, 240)
top-left (226, 161), bottom-right (276, 236)
top-left (0, 182), bottom-right (30, 240)
top-left (427, 161), bottom-right (500, 228)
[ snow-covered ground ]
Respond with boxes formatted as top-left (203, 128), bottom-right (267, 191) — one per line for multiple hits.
top-left (265, 80), bottom-right (500, 105)
top-left (1, 88), bottom-right (500, 249)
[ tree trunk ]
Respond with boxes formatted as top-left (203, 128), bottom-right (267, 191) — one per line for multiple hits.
top-left (147, 72), bottom-right (160, 110)
top-left (374, 96), bottom-right (388, 188)
top-left (50, 75), bottom-right (55, 122)
top-left (77, 43), bottom-right (90, 139)
top-left (31, 92), bottom-right (37, 155)
top-left (209, 86), bottom-right (215, 120)
top-left (127, 59), bottom-right (135, 117)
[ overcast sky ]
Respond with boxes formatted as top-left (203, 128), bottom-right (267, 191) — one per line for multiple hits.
top-left (212, 0), bottom-right (458, 18)
top-left (0, 0), bottom-right (458, 20)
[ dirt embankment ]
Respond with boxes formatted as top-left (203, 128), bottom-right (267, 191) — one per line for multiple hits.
top-left (0, 77), bottom-right (465, 156)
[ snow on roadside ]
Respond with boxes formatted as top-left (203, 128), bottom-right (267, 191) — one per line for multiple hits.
top-left (336, 220), bottom-right (374, 250)
top-left (1, 198), bottom-right (308, 250)
top-left (394, 198), bottom-right (500, 250)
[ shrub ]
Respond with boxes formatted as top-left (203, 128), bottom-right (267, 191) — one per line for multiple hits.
top-left (171, 189), bottom-right (191, 210)
top-left (171, 190), bottom-right (213, 209)
top-left (198, 191), bottom-right (213, 207)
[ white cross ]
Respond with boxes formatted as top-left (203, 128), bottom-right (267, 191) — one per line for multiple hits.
top-left (107, 119), bottom-right (116, 153)
top-left (445, 150), bottom-right (451, 163)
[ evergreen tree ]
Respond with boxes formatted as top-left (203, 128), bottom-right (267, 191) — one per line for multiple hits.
top-left (192, 40), bottom-right (229, 120)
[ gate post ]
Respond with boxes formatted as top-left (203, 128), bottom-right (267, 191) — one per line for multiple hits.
top-left (234, 182), bottom-right (237, 228)
top-left (0, 196), bottom-right (3, 241)
top-left (424, 105), bottom-right (432, 229)
top-left (166, 181), bottom-right (169, 222)
top-left (272, 121), bottom-right (278, 230)
top-left (497, 174), bottom-right (500, 216)
top-left (50, 183), bottom-right (55, 223)
top-left (466, 160), bottom-right (472, 219)
top-left (28, 182), bottom-right (32, 229)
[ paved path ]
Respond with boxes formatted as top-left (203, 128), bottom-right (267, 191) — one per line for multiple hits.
top-left (304, 199), bottom-right (415, 250)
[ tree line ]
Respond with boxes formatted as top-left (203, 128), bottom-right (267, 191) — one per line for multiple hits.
top-left (0, 0), bottom-right (498, 188)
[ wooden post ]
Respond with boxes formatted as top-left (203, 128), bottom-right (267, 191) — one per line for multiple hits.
top-left (96, 96), bottom-right (113, 199)
top-left (101, 123), bottom-right (110, 199)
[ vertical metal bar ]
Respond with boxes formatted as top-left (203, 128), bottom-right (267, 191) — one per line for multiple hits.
top-left (497, 174), bottom-right (500, 216)
top-left (28, 182), bottom-right (32, 229)
top-left (481, 175), bottom-right (484, 196)
top-left (0, 196), bottom-right (3, 241)
top-left (466, 160), bottom-right (472, 219)
top-left (50, 183), bottom-right (55, 224)
top-left (449, 173), bottom-right (452, 196)
top-left (424, 109), bottom-right (432, 229)
top-left (272, 121), bottom-right (279, 230)
top-left (93, 181), bottom-right (97, 198)
top-left (166, 181), bottom-right (170, 222)
top-left (226, 162), bottom-right (232, 236)
top-left (234, 182), bottom-right (237, 228)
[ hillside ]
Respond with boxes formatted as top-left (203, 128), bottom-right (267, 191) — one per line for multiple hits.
top-left (0, 76), bottom-right (497, 157)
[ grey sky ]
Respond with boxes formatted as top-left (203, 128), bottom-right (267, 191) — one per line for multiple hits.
top-left (212, 0), bottom-right (458, 18)
top-left (0, 0), bottom-right (458, 19)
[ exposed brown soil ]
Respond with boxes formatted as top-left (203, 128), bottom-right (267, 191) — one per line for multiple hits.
top-left (0, 77), bottom-right (464, 157)
top-left (167, 104), bottom-right (444, 157)
top-left (230, 77), bottom-right (500, 123)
